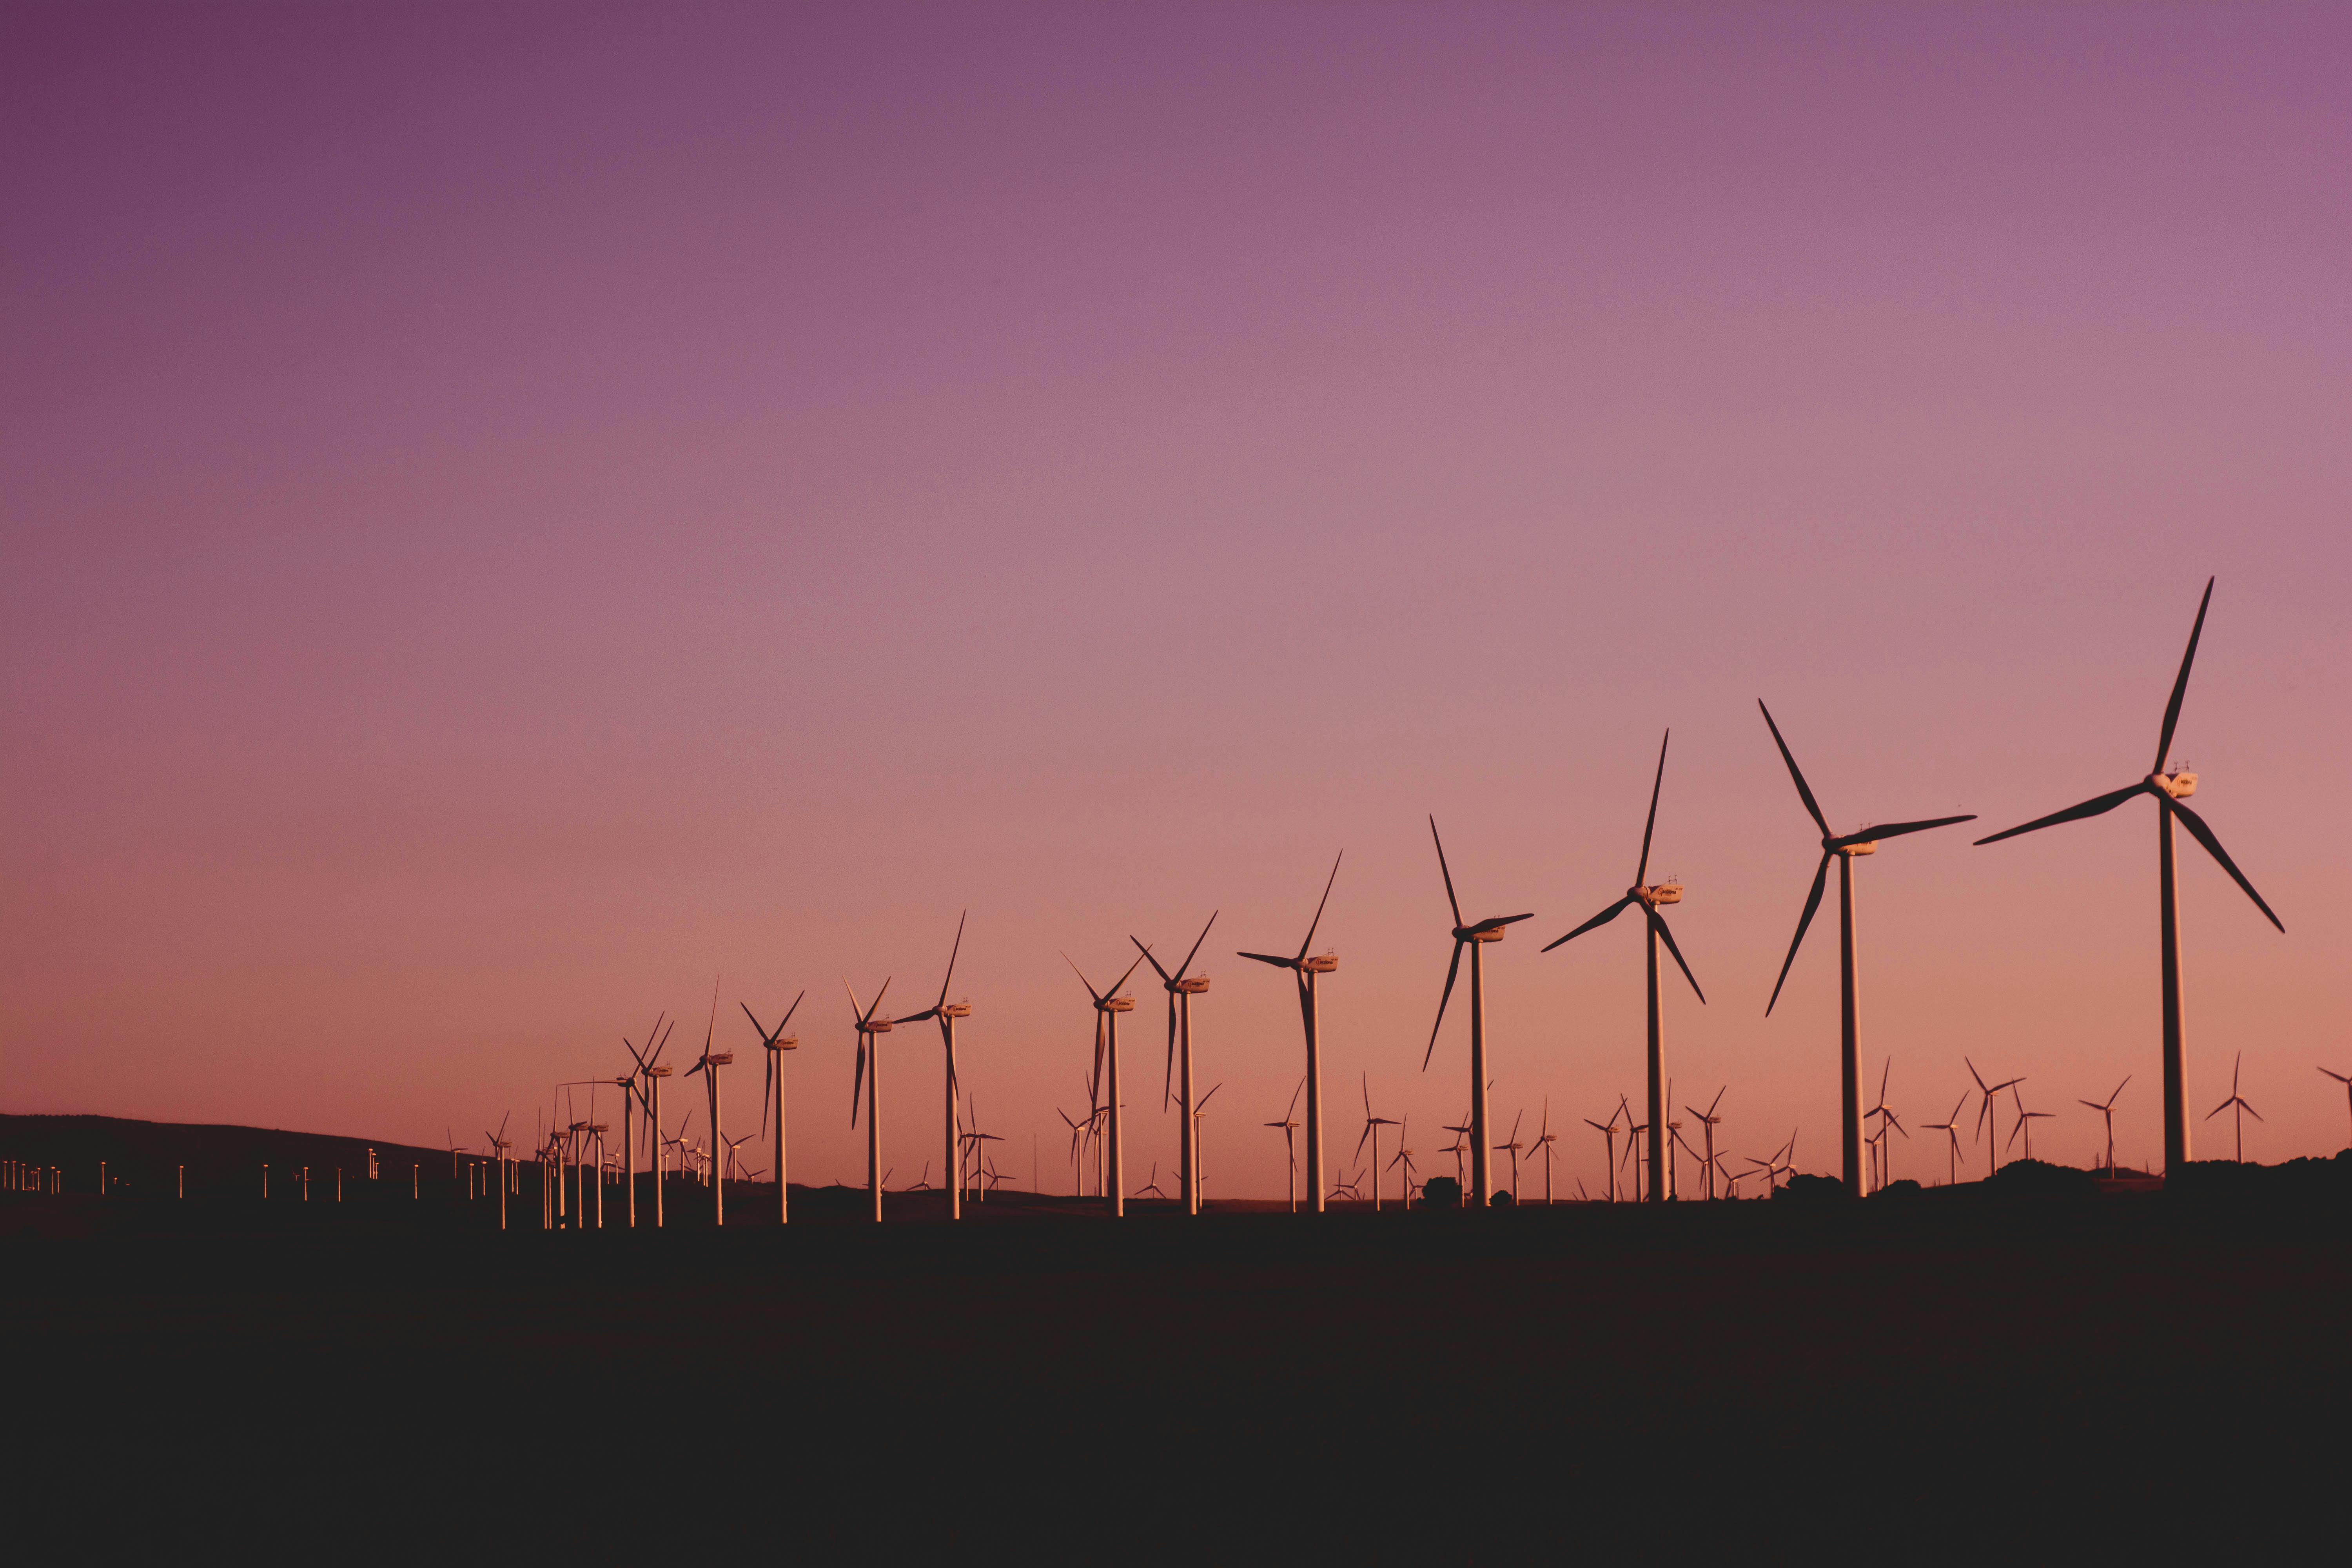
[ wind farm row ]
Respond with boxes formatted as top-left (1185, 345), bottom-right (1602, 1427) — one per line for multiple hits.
top-left (14, 579), bottom-right (2319, 1222)
top-left (369, 577), bottom-right (2323, 1227)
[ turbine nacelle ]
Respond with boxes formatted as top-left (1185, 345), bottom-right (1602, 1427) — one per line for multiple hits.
top-left (2155, 770), bottom-right (2198, 799)
top-left (1303, 952), bottom-right (1339, 973)
top-left (1100, 996), bottom-right (1136, 1013)
top-left (647, 1065), bottom-right (673, 1078)
top-left (1635, 880), bottom-right (1683, 906)
top-left (1176, 975), bottom-right (1211, 994)
top-left (941, 1002), bottom-right (972, 1019)
top-left (863, 1020), bottom-right (895, 1035)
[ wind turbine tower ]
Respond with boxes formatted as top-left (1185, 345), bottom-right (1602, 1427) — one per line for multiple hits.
top-left (742, 991), bottom-right (804, 1224)
top-left (1065, 951), bottom-right (1147, 1218)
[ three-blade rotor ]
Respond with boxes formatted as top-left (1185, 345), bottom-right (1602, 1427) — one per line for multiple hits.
top-left (742, 990), bottom-right (804, 1136)
top-left (1541, 732), bottom-right (1705, 1006)
top-left (844, 976), bottom-right (893, 1127)
top-left (1134, 910), bottom-right (1217, 1111)
top-left (1973, 579), bottom-right (2281, 933)
top-left (1421, 817), bottom-right (1534, 1069)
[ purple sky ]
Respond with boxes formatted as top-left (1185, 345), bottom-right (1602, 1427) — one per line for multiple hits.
top-left (6, 3), bottom-right (2348, 1195)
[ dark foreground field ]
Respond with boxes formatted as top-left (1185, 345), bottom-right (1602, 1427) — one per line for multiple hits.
top-left (7, 1168), bottom-right (2349, 1562)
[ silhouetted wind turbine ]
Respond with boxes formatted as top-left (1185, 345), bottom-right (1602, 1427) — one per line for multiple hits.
top-left (1975, 579), bottom-right (2282, 1173)
top-left (1684, 1088), bottom-right (1725, 1200)
top-left (2206, 1053), bottom-right (2262, 1163)
top-left (1240, 853), bottom-right (1343, 1216)
top-left (484, 1113), bottom-right (512, 1230)
top-left (1492, 1109), bottom-right (1527, 1200)
top-left (893, 913), bottom-right (973, 1221)
top-left (1758, 701), bottom-right (1974, 1196)
top-left (1387, 1123), bottom-right (1418, 1209)
top-left (618, 1013), bottom-right (669, 1228)
top-left (1191, 1082), bottom-right (1221, 1205)
top-left (2080, 1076), bottom-right (2129, 1178)
top-left (1133, 911), bottom-right (1217, 1217)
top-left (1583, 1111), bottom-right (1622, 1203)
top-left (846, 977), bottom-right (894, 1223)
top-left (1546, 733), bottom-right (1703, 1204)
top-left (1864, 1061), bottom-right (1906, 1192)
top-left (1529, 1102), bottom-right (1559, 1204)
top-left (1421, 820), bottom-right (1534, 1209)
top-left (2005, 1085), bottom-right (2054, 1163)
top-left (1264, 1078), bottom-right (1305, 1212)
top-left (1354, 1073), bottom-right (1401, 1213)
top-left (2320, 1067), bottom-right (2352, 1151)
top-left (742, 991), bottom-right (803, 1224)
top-left (1966, 1058), bottom-right (2023, 1182)
top-left (682, 978), bottom-right (733, 1225)
top-left (1920, 1096), bottom-right (1967, 1186)
top-left (1065, 949), bottom-right (1148, 1218)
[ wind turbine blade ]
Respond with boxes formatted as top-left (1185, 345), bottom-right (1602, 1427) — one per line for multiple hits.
top-left (1131, 935), bottom-right (1173, 984)
top-left (1847, 814), bottom-right (1977, 844)
top-left (740, 1001), bottom-right (771, 1043)
top-left (1354, 1122), bottom-right (1373, 1161)
top-left (1298, 849), bottom-right (1344, 960)
top-left (2165, 798), bottom-right (2283, 932)
top-left (779, 989), bottom-right (804, 1030)
top-left (1765, 853), bottom-right (1832, 1016)
top-left (1428, 818), bottom-right (1464, 929)
top-left (1974, 783), bottom-right (2144, 845)
top-left (1287, 1076), bottom-right (1305, 1120)
top-left (1062, 951), bottom-right (1103, 1002)
top-left (1111, 949), bottom-right (1151, 995)
top-left (1648, 909), bottom-right (1705, 1004)
top-left (760, 1050), bottom-right (773, 1136)
top-left (1542, 895), bottom-right (1634, 952)
top-left (1177, 910), bottom-right (1218, 979)
top-left (1637, 730), bottom-right (1670, 885)
top-left (937, 909), bottom-right (967, 1005)
top-left (1236, 951), bottom-right (1295, 968)
top-left (2155, 577), bottom-right (2214, 773)
top-left (1477, 913), bottom-right (1536, 931)
top-left (1422, 940), bottom-right (1465, 1071)
top-left (1163, 993), bottom-right (1177, 1113)
top-left (850, 1040), bottom-right (866, 1127)
top-left (1757, 702), bottom-right (1829, 836)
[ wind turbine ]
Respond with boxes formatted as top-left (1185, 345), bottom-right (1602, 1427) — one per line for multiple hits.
top-left (1758, 701), bottom-right (1975, 1197)
top-left (1920, 1096), bottom-right (1967, 1186)
top-left (484, 1113), bottom-right (512, 1230)
top-left (741, 991), bottom-right (803, 1225)
top-left (1065, 950), bottom-right (1148, 1218)
top-left (2005, 1085), bottom-right (2055, 1163)
top-left (682, 979), bottom-right (733, 1226)
top-left (1191, 1082), bottom-right (1222, 1206)
top-left (1492, 1110), bottom-right (1527, 1201)
top-left (1387, 1116), bottom-right (1417, 1208)
top-left (846, 978), bottom-right (895, 1223)
top-left (2080, 1076), bottom-right (2129, 1178)
top-left (1134, 1162), bottom-right (1170, 1201)
top-left (2320, 1068), bottom-right (2352, 1151)
top-left (1583, 1112), bottom-right (1622, 1203)
top-left (1529, 1103), bottom-right (1559, 1204)
top-left (2206, 1053), bottom-right (2262, 1163)
top-left (1545, 732), bottom-right (1704, 1204)
top-left (1421, 819), bottom-right (1534, 1210)
top-left (1239, 853), bottom-right (1343, 1216)
top-left (1133, 911), bottom-right (1217, 1217)
top-left (893, 913), bottom-right (973, 1221)
top-left (1864, 1062), bottom-right (1905, 1192)
top-left (1264, 1078), bottom-right (1304, 1212)
top-left (1353, 1074), bottom-right (1401, 1213)
top-left (1684, 1088), bottom-right (1725, 1200)
top-left (1975, 579), bottom-right (2283, 1174)
top-left (618, 1013), bottom-right (670, 1229)
top-left (1966, 1058), bottom-right (2023, 1182)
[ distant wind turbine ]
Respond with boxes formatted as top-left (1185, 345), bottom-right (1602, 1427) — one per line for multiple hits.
top-left (2079, 1076), bottom-right (2129, 1178)
top-left (1065, 949), bottom-right (1148, 1218)
top-left (1421, 819), bottom-right (1534, 1209)
top-left (1975, 579), bottom-right (2282, 1173)
top-left (1239, 853), bottom-right (1343, 1216)
top-left (1354, 1074), bottom-right (1401, 1213)
top-left (1919, 1096), bottom-right (1967, 1186)
top-left (1545, 732), bottom-right (1704, 1205)
top-left (2206, 1053), bottom-right (2262, 1164)
top-left (1264, 1078), bottom-right (1305, 1212)
top-left (846, 977), bottom-right (895, 1223)
top-left (742, 990), bottom-right (804, 1224)
top-left (682, 978), bottom-right (733, 1226)
top-left (2318, 1067), bottom-right (2352, 1151)
top-left (1134, 911), bottom-right (1218, 1217)
top-left (1966, 1058), bottom-right (2023, 1182)
top-left (1758, 701), bottom-right (1974, 1197)
top-left (893, 913), bottom-right (973, 1221)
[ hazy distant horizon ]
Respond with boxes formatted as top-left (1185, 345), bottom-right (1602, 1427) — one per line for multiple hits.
top-left (6, 2), bottom-right (2347, 1200)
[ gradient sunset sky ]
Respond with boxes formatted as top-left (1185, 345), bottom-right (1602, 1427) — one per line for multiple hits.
top-left (6, 2), bottom-right (2347, 1198)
